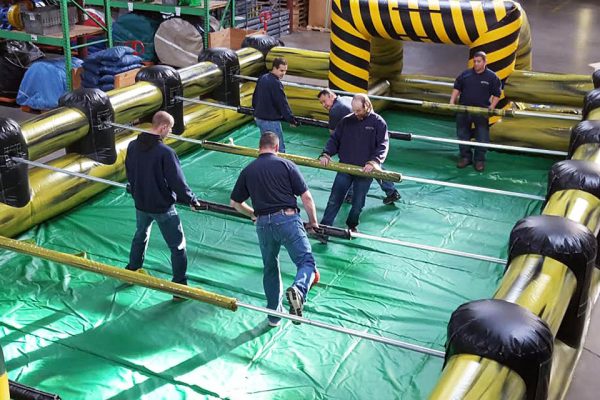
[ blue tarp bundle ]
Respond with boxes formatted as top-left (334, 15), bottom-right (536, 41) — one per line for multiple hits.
top-left (82, 46), bottom-right (142, 92)
top-left (16, 57), bottom-right (83, 109)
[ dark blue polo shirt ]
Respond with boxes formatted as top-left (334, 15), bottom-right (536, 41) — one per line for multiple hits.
top-left (252, 72), bottom-right (294, 123)
top-left (230, 153), bottom-right (308, 216)
top-left (323, 112), bottom-right (389, 166)
top-left (328, 96), bottom-right (353, 130)
top-left (454, 68), bottom-right (502, 107)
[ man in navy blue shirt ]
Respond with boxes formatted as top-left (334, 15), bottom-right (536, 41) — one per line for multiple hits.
top-left (318, 89), bottom-right (401, 205)
top-left (230, 132), bottom-right (319, 327)
top-left (450, 51), bottom-right (502, 172)
top-left (252, 57), bottom-right (298, 153)
top-left (125, 111), bottom-right (200, 300)
top-left (319, 94), bottom-right (390, 232)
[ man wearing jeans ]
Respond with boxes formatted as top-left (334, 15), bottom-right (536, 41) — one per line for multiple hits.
top-left (230, 132), bottom-right (319, 327)
top-left (319, 94), bottom-right (390, 233)
top-left (252, 57), bottom-right (298, 153)
top-left (450, 51), bottom-right (502, 172)
top-left (125, 111), bottom-right (200, 301)
top-left (317, 88), bottom-right (401, 205)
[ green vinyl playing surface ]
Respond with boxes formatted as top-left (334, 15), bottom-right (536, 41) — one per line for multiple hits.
top-left (0, 110), bottom-right (555, 399)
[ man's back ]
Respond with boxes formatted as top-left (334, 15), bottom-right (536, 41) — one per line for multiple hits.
top-left (126, 133), bottom-right (193, 213)
top-left (232, 153), bottom-right (307, 216)
top-left (329, 96), bottom-right (353, 130)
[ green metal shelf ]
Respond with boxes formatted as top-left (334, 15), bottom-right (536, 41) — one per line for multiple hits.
top-left (0, 0), bottom-right (113, 91)
top-left (83, 0), bottom-right (236, 48)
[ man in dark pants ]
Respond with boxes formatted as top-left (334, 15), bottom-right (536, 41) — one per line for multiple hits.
top-left (319, 94), bottom-right (390, 233)
top-left (252, 57), bottom-right (298, 153)
top-left (318, 88), bottom-right (400, 205)
top-left (125, 111), bottom-right (200, 301)
top-left (450, 51), bottom-right (502, 172)
top-left (230, 132), bottom-right (320, 327)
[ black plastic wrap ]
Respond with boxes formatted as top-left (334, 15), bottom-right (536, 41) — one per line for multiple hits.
top-left (136, 66), bottom-right (184, 134)
top-left (509, 215), bottom-right (596, 347)
top-left (0, 40), bottom-right (44, 97)
top-left (241, 34), bottom-right (283, 57)
top-left (198, 48), bottom-right (240, 107)
top-left (583, 88), bottom-right (600, 120)
top-left (568, 120), bottom-right (600, 157)
top-left (0, 117), bottom-right (29, 207)
top-left (446, 299), bottom-right (553, 400)
top-left (59, 88), bottom-right (116, 164)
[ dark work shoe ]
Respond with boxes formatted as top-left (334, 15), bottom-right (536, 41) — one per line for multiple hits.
top-left (457, 158), bottom-right (472, 168)
top-left (474, 161), bottom-right (485, 172)
top-left (344, 194), bottom-right (353, 204)
top-left (383, 190), bottom-right (401, 205)
top-left (348, 226), bottom-right (358, 233)
top-left (286, 286), bottom-right (304, 325)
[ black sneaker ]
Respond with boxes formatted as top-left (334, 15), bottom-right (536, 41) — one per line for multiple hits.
top-left (285, 286), bottom-right (304, 325)
top-left (383, 190), bottom-right (401, 205)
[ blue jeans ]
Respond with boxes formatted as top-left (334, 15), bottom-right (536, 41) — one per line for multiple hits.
top-left (256, 212), bottom-right (316, 324)
top-left (255, 118), bottom-right (286, 153)
top-left (321, 172), bottom-right (373, 229)
top-left (126, 206), bottom-right (188, 285)
top-left (346, 166), bottom-right (396, 197)
top-left (456, 112), bottom-right (490, 162)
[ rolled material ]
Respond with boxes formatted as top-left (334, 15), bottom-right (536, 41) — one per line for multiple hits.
top-left (267, 46), bottom-right (328, 80)
top-left (489, 115), bottom-right (573, 151)
top-left (18, 48), bottom-right (265, 162)
top-left (0, 235), bottom-right (238, 310)
top-left (200, 141), bottom-right (403, 182)
top-left (0, 99), bottom-right (249, 237)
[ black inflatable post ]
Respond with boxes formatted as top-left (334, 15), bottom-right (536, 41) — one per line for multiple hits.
top-left (9, 380), bottom-right (61, 400)
top-left (568, 120), bottom-right (600, 158)
top-left (508, 215), bottom-right (596, 348)
top-left (582, 88), bottom-right (600, 120)
top-left (0, 117), bottom-right (29, 207)
top-left (593, 70), bottom-right (600, 90)
top-left (136, 66), bottom-right (185, 134)
top-left (445, 299), bottom-right (553, 400)
top-left (241, 34), bottom-right (283, 71)
top-left (59, 89), bottom-right (116, 164)
top-left (198, 48), bottom-right (240, 107)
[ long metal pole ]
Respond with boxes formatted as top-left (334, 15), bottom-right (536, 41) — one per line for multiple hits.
top-left (351, 232), bottom-right (506, 265)
top-left (237, 301), bottom-right (445, 357)
top-left (0, 234), bottom-right (443, 356)
top-left (234, 74), bottom-right (581, 121)
top-left (176, 95), bottom-right (568, 157)
top-left (11, 157), bottom-right (507, 264)
top-left (402, 175), bottom-right (545, 201)
top-left (108, 122), bottom-right (544, 201)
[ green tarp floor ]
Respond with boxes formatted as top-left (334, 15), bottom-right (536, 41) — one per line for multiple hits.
top-left (0, 111), bottom-right (554, 399)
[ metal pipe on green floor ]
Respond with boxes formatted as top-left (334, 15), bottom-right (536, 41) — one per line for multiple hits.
top-left (0, 235), bottom-right (238, 310)
top-left (235, 74), bottom-right (581, 121)
top-left (11, 156), bottom-right (507, 266)
top-left (176, 96), bottom-right (567, 157)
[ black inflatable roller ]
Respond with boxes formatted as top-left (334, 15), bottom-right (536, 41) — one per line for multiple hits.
top-left (241, 34), bottom-right (283, 57)
top-left (568, 120), bottom-right (600, 158)
top-left (198, 48), bottom-right (240, 107)
top-left (0, 117), bottom-right (29, 207)
top-left (583, 88), bottom-right (600, 120)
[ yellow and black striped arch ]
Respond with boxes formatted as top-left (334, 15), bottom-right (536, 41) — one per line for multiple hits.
top-left (329, 0), bottom-right (523, 92)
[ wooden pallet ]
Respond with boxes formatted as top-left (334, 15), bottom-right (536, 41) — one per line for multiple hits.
top-left (306, 24), bottom-right (330, 32)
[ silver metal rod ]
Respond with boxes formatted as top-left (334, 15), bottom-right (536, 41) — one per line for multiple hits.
top-left (402, 175), bottom-right (545, 201)
top-left (514, 110), bottom-right (581, 121)
top-left (12, 158), bottom-right (127, 189)
top-left (177, 94), bottom-right (567, 157)
top-left (235, 74), bottom-right (580, 121)
top-left (175, 96), bottom-right (239, 111)
top-left (410, 134), bottom-right (568, 156)
top-left (236, 301), bottom-right (445, 357)
top-left (108, 122), bottom-right (154, 135)
top-left (351, 231), bottom-right (506, 265)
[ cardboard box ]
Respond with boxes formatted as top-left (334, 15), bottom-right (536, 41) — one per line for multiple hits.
top-left (209, 28), bottom-right (263, 50)
top-left (308, 0), bottom-right (332, 29)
